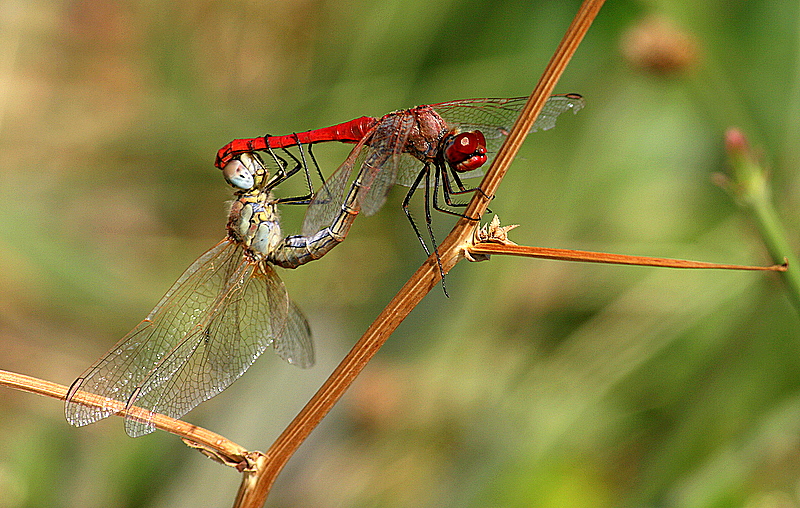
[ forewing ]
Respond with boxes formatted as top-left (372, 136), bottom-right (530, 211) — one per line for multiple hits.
top-left (358, 113), bottom-right (415, 215)
top-left (394, 153), bottom-right (440, 188)
top-left (302, 139), bottom-right (370, 236)
top-left (123, 258), bottom-right (295, 437)
top-left (303, 113), bottom-right (416, 228)
top-left (530, 94), bottom-right (586, 132)
top-left (65, 239), bottom-right (242, 430)
top-left (433, 94), bottom-right (585, 167)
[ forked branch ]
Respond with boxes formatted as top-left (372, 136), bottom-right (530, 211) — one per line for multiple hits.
top-left (236, 0), bottom-right (609, 505)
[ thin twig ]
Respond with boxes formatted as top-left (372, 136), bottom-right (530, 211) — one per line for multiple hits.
top-left (466, 215), bottom-right (786, 271)
top-left (468, 242), bottom-right (787, 271)
top-left (233, 1), bottom-right (607, 505)
top-left (0, 369), bottom-right (255, 470)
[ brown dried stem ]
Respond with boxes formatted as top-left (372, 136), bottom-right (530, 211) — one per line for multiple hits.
top-left (0, 369), bottom-right (256, 471)
top-left (468, 241), bottom-right (787, 271)
top-left (234, 0), bottom-right (608, 505)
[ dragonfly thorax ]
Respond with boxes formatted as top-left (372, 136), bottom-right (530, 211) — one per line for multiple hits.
top-left (400, 105), bottom-right (450, 163)
top-left (227, 192), bottom-right (283, 259)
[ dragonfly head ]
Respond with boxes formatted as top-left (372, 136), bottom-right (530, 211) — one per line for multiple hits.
top-left (222, 152), bottom-right (269, 191)
top-left (444, 130), bottom-right (487, 172)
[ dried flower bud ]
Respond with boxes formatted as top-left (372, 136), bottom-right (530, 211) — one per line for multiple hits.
top-left (621, 16), bottom-right (697, 75)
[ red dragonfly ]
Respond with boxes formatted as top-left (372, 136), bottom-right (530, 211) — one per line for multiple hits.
top-left (216, 95), bottom-right (585, 291)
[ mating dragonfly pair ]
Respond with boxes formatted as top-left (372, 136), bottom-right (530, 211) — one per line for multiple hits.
top-left (65, 94), bottom-right (585, 436)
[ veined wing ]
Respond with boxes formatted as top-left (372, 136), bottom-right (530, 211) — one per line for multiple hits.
top-left (273, 299), bottom-right (314, 368)
top-left (302, 113), bottom-right (416, 233)
top-left (302, 138), bottom-right (371, 236)
top-left (65, 238), bottom-right (312, 436)
top-left (358, 112), bottom-right (415, 216)
top-left (434, 94), bottom-right (585, 164)
top-left (392, 153), bottom-right (431, 188)
top-left (65, 239), bottom-right (243, 429)
top-left (122, 259), bottom-right (310, 437)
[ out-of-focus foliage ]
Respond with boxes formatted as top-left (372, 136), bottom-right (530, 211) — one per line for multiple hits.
top-left (0, 0), bottom-right (798, 507)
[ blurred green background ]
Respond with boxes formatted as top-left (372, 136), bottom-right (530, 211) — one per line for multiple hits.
top-left (1, 0), bottom-right (798, 506)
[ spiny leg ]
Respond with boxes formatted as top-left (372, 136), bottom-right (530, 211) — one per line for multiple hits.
top-left (424, 165), bottom-right (449, 297)
top-left (431, 163), bottom-right (480, 219)
top-left (307, 144), bottom-right (326, 188)
top-left (261, 137), bottom-right (290, 188)
top-left (269, 135), bottom-right (319, 205)
top-left (448, 168), bottom-right (491, 201)
top-left (279, 143), bottom-right (330, 206)
top-left (263, 134), bottom-right (310, 193)
top-left (402, 167), bottom-right (432, 257)
top-left (433, 164), bottom-right (493, 218)
top-left (291, 134), bottom-right (316, 201)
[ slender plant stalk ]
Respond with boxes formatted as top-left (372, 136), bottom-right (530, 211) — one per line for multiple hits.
top-left (0, 369), bottom-right (255, 470)
top-left (468, 242), bottom-right (787, 271)
top-left (725, 128), bottom-right (800, 311)
top-left (465, 215), bottom-right (786, 270)
top-left (233, 1), bottom-right (608, 505)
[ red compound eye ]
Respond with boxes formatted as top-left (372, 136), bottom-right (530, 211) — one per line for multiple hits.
top-left (445, 131), bottom-right (487, 172)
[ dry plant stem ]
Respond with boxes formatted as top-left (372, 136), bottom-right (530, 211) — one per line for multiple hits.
top-left (0, 369), bottom-right (253, 469)
top-left (234, 0), bottom-right (608, 506)
top-left (725, 128), bottom-right (800, 311)
top-left (469, 243), bottom-right (788, 271)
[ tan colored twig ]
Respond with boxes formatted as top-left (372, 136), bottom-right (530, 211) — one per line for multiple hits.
top-left (233, 1), bottom-right (608, 505)
top-left (0, 369), bottom-right (257, 471)
top-left (464, 215), bottom-right (787, 271)
top-left (468, 242), bottom-right (788, 271)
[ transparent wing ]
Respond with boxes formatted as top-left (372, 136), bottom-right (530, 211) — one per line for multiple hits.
top-left (392, 153), bottom-right (429, 188)
top-left (434, 94), bottom-right (584, 136)
top-left (302, 113), bottom-right (415, 231)
top-left (273, 298), bottom-right (314, 368)
top-left (302, 141), bottom-right (370, 236)
top-left (65, 239), bottom-right (240, 429)
top-left (429, 94), bottom-right (586, 178)
top-left (530, 94), bottom-right (586, 132)
top-left (123, 258), bottom-right (296, 437)
top-left (358, 113), bottom-right (414, 216)
top-left (65, 238), bottom-right (306, 437)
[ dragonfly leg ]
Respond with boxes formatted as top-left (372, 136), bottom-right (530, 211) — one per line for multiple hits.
top-left (449, 169), bottom-right (492, 201)
top-left (402, 168), bottom-right (432, 257)
top-left (289, 134), bottom-right (316, 199)
top-left (267, 135), bottom-right (324, 206)
top-left (276, 195), bottom-right (313, 205)
top-left (264, 135), bottom-right (304, 190)
top-left (424, 166), bottom-right (449, 297)
top-left (447, 169), bottom-right (494, 215)
top-left (307, 144), bottom-right (326, 188)
top-left (431, 163), bottom-right (485, 220)
top-left (260, 138), bottom-right (289, 188)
